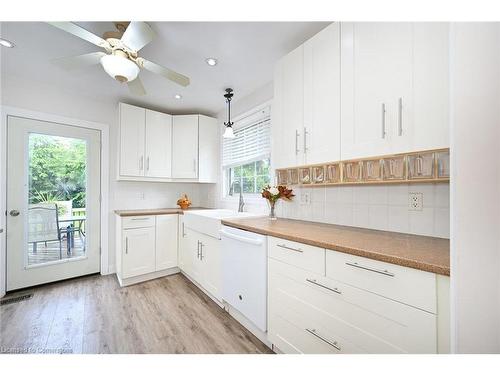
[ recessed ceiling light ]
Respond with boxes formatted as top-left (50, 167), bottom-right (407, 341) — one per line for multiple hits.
top-left (205, 57), bottom-right (218, 66)
top-left (0, 38), bottom-right (15, 48)
top-left (174, 94), bottom-right (182, 99)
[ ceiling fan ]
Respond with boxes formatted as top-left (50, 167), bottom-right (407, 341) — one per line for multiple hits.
top-left (48, 21), bottom-right (190, 96)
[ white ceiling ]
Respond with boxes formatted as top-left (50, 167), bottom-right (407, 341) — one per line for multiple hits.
top-left (1, 21), bottom-right (330, 116)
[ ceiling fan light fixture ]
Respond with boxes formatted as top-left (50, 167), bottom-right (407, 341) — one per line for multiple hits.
top-left (100, 53), bottom-right (139, 83)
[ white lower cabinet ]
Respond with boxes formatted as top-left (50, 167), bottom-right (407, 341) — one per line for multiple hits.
top-left (116, 214), bottom-right (179, 286)
top-left (178, 224), bottom-right (222, 302)
top-left (267, 236), bottom-right (448, 354)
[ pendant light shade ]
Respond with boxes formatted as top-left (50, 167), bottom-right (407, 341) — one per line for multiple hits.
top-left (223, 126), bottom-right (235, 139)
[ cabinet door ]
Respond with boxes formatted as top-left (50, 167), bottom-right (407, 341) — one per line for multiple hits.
top-left (172, 115), bottom-right (199, 178)
top-left (411, 22), bottom-right (449, 151)
top-left (119, 103), bottom-right (145, 176)
top-left (178, 218), bottom-right (191, 274)
top-left (341, 23), bottom-right (412, 159)
top-left (155, 214), bottom-right (178, 271)
top-left (180, 228), bottom-right (203, 283)
top-left (145, 110), bottom-right (172, 178)
top-left (122, 226), bottom-right (156, 278)
top-left (304, 23), bottom-right (341, 164)
top-left (283, 45), bottom-right (305, 166)
top-left (199, 234), bottom-right (222, 301)
top-left (198, 115), bottom-right (218, 183)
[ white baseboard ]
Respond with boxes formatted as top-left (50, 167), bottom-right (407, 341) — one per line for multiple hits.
top-left (117, 267), bottom-right (180, 287)
top-left (103, 264), bottom-right (116, 275)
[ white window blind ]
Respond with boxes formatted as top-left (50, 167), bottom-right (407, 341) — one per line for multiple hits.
top-left (222, 106), bottom-right (271, 168)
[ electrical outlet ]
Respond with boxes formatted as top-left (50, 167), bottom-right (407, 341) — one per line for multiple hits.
top-left (408, 192), bottom-right (423, 211)
top-left (139, 192), bottom-right (145, 200)
top-left (301, 191), bottom-right (311, 205)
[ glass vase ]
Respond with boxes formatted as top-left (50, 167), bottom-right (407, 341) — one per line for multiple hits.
top-left (268, 200), bottom-right (278, 220)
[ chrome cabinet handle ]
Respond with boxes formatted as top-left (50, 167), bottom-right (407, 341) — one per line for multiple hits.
top-left (197, 240), bottom-right (201, 259)
top-left (139, 156), bottom-right (144, 170)
top-left (125, 237), bottom-right (129, 254)
top-left (193, 159), bottom-right (197, 173)
top-left (345, 261), bottom-right (395, 277)
top-left (277, 243), bottom-right (303, 253)
top-left (305, 329), bottom-right (341, 351)
top-left (398, 97), bottom-right (403, 136)
top-left (381, 103), bottom-right (386, 139)
top-left (306, 278), bottom-right (342, 295)
top-left (303, 127), bottom-right (309, 153)
top-left (9, 210), bottom-right (20, 217)
top-left (146, 156), bottom-right (150, 171)
top-left (182, 222), bottom-right (186, 237)
top-left (131, 217), bottom-right (149, 221)
top-left (199, 242), bottom-right (204, 260)
top-left (295, 129), bottom-right (300, 155)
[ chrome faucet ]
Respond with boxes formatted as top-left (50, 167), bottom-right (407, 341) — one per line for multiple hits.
top-left (229, 181), bottom-right (245, 212)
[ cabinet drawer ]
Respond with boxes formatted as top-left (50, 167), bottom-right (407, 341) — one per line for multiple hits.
top-left (325, 250), bottom-right (436, 313)
top-left (122, 215), bottom-right (156, 229)
top-left (269, 259), bottom-right (437, 353)
top-left (268, 236), bottom-right (325, 274)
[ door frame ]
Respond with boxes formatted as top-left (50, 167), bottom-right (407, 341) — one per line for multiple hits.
top-left (0, 105), bottom-right (110, 296)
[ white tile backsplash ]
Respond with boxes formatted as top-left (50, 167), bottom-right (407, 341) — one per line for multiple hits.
top-left (277, 183), bottom-right (449, 238)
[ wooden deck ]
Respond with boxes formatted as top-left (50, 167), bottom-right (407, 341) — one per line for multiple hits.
top-left (28, 235), bottom-right (86, 266)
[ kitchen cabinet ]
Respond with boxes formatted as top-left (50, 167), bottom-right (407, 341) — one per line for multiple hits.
top-left (267, 235), bottom-right (449, 354)
top-left (172, 115), bottom-right (199, 179)
top-left (155, 214), bottom-right (178, 271)
top-left (340, 22), bottom-right (449, 160)
top-left (119, 103), bottom-right (172, 179)
top-left (122, 223), bottom-right (156, 279)
top-left (119, 103), bottom-right (146, 177)
top-left (145, 110), bottom-right (172, 178)
top-left (272, 23), bottom-right (341, 169)
top-left (303, 22), bottom-right (341, 164)
top-left (118, 104), bottom-right (218, 182)
top-left (178, 226), bottom-right (222, 302)
top-left (116, 214), bottom-right (179, 286)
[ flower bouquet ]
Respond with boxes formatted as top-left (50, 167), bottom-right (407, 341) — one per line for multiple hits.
top-left (261, 185), bottom-right (295, 220)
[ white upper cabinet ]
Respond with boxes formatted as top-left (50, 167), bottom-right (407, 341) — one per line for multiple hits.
top-left (118, 104), bottom-right (217, 182)
top-left (198, 115), bottom-right (219, 183)
top-left (341, 22), bottom-right (450, 160)
top-left (272, 23), bottom-right (341, 169)
top-left (411, 22), bottom-right (449, 151)
top-left (341, 22), bottom-right (413, 159)
top-left (172, 115), bottom-right (199, 179)
top-left (304, 22), bottom-right (341, 164)
top-left (119, 103), bottom-right (145, 177)
top-left (145, 110), bottom-right (172, 178)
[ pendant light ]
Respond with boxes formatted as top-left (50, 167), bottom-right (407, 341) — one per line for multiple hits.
top-left (223, 88), bottom-right (235, 139)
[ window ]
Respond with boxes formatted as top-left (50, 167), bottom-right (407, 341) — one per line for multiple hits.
top-left (223, 106), bottom-right (271, 196)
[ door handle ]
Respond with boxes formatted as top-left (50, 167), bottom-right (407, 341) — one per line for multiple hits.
top-left (199, 242), bottom-right (204, 260)
top-left (295, 129), bottom-right (300, 155)
top-left (381, 103), bottom-right (386, 139)
top-left (398, 97), bottom-right (403, 136)
top-left (146, 156), bottom-right (150, 171)
top-left (197, 240), bottom-right (201, 259)
top-left (125, 237), bottom-right (129, 254)
top-left (9, 210), bottom-right (20, 217)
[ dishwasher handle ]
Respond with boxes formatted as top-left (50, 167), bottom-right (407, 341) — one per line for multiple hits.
top-left (219, 229), bottom-right (264, 246)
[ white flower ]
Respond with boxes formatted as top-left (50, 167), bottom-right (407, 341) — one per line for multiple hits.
top-left (269, 187), bottom-right (279, 196)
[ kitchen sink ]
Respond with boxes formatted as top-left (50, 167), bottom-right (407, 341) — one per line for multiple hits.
top-left (183, 209), bottom-right (262, 239)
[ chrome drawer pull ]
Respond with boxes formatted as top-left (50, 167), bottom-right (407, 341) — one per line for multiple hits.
top-left (131, 217), bottom-right (150, 221)
top-left (305, 328), bottom-right (341, 351)
top-left (306, 278), bottom-right (341, 295)
top-left (345, 261), bottom-right (395, 277)
top-left (277, 244), bottom-right (303, 253)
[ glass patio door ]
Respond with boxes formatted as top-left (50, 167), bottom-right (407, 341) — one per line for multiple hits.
top-left (6, 116), bottom-right (101, 291)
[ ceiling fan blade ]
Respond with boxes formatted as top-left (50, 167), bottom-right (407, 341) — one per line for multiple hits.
top-left (121, 22), bottom-right (155, 52)
top-left (139, 58), bottom-right (190, 87)
top-left (48, 22), bottom-right (111, 50)
top-left (127, 77), bottom-right (146, 96)
top-left (52, 52), bottom-right (106, 70)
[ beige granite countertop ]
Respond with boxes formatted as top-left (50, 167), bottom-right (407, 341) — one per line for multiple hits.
top-left (221, 217), bottom-right (450, 276)
top-left (114, 207), bottom-right (209, 217)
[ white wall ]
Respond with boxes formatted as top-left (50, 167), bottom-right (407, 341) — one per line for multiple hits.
top-left (450, 22), bottom-right (500, 353)
top-left (0, 21), bottom-right (5, 297)
top-left (0, 73), bottom-right (214, 275)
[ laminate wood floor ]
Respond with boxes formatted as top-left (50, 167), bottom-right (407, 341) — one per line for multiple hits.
top-left (0, 273), bottom-right (273, 354)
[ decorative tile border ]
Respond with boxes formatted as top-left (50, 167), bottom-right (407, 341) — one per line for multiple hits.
top-left (276, 148), bottom-right (449, 187)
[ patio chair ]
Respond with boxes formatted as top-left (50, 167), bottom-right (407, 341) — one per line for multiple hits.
top-left (28, 203), bottom-right (63, 259)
